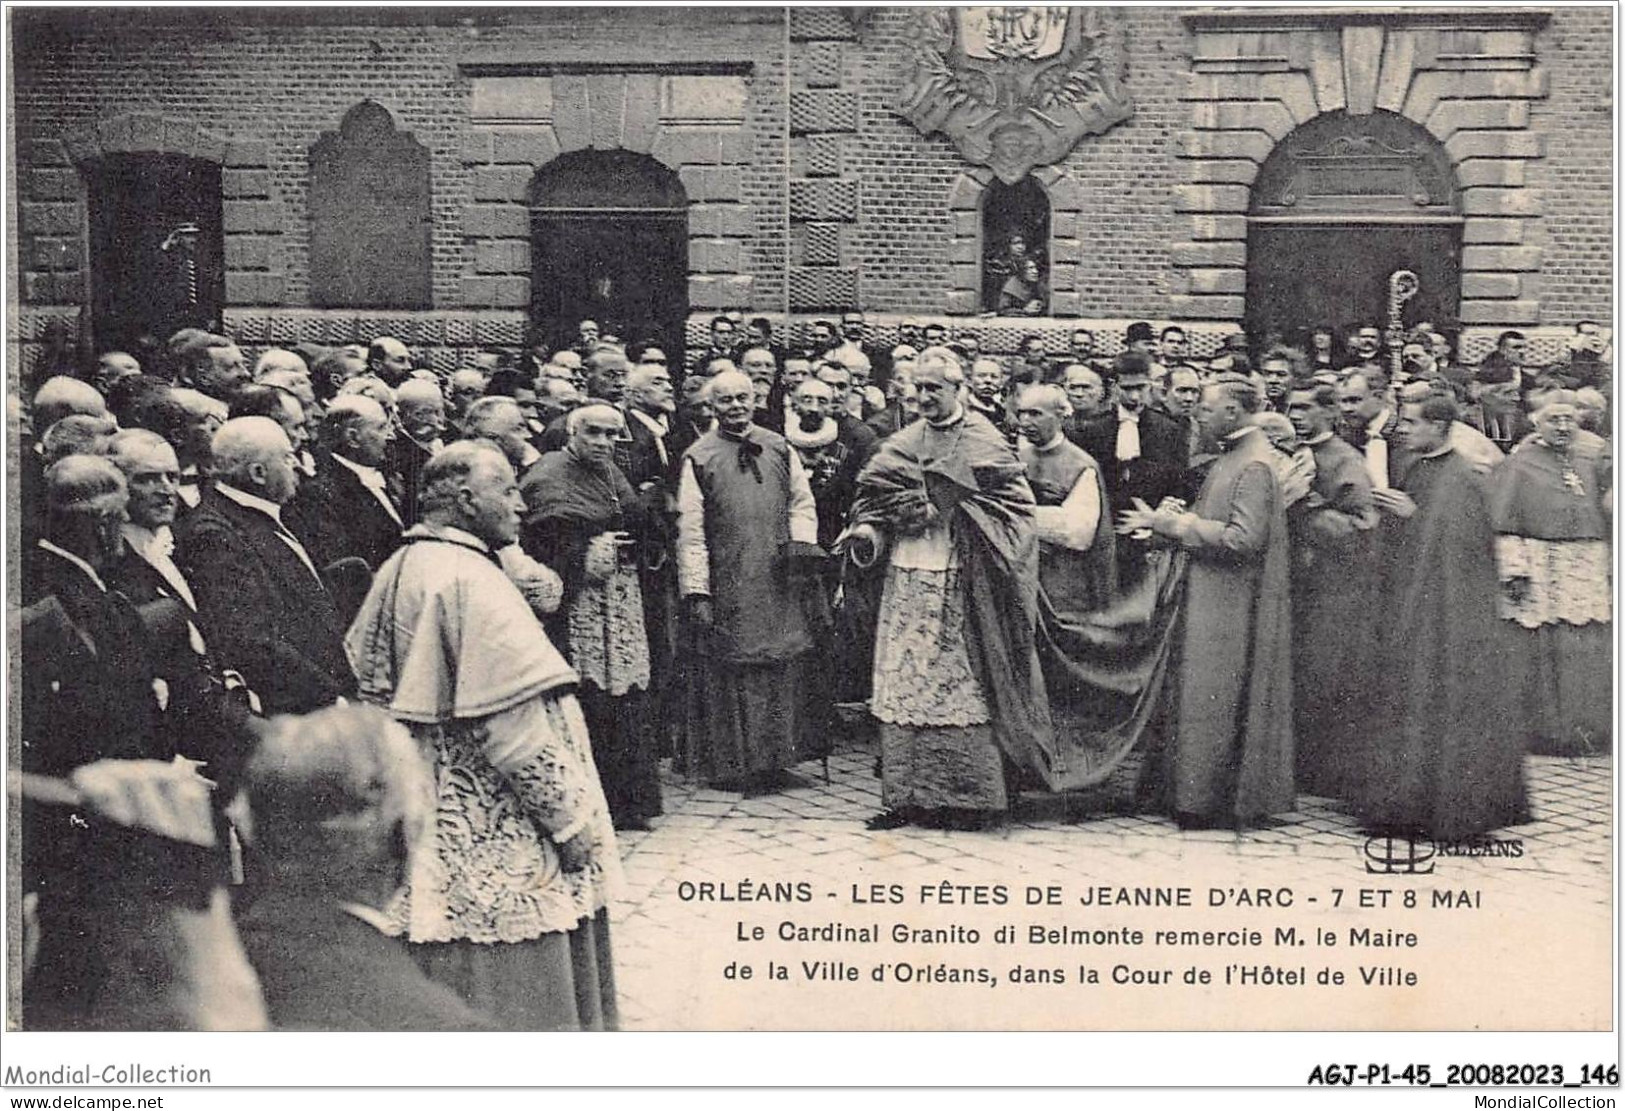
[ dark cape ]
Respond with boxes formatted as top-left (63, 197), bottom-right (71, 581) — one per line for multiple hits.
top-left (849, 410), bottom-right (1060, 788)
top-left (1020, 436), bottom-right (1183, 794)
top-left (520, 446), bottom-right (651, 645)
top-left (520, 446), bottom-right (663, 825)
top-left (1358, 449), bottom-right (1530, 839)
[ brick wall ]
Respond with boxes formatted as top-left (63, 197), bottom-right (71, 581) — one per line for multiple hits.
top-left (1529, 6), bottom-right (1614, 324)
top-left (8, 7), bottom-right (785, 373)
top-left (5, 6), bottom-right (1612, 375)
top-left (845, 8), bottom-right (1188, 318)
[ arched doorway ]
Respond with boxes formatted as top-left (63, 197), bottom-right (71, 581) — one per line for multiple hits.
top-left (1246, 111), bottom-right (1461, 349)
top-left (530, 150), bottom-right (688, 355)
top-left (88, 153), bottom-right (225, 353)
top-left (980, 175), bottom-right (1051, 314)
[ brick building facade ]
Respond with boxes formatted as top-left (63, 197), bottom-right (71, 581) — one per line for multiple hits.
top-left (6, 6), bottom-right (1612, 379)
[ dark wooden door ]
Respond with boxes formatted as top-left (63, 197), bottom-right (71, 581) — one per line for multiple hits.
top-left (530, 150), bottom-right (689, 357)
top-left (531, 210), bottom-right (688, 357)
top-left (88, 154), bottom-right (224, 352)
top-left (1246, 224), bottom-right (1461, 343)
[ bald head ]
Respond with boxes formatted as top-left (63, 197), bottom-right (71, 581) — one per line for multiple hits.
top-left (915, 346), bottom-right (965, 385)
top-left (794, 378), bottom-right (834, 403)
top-left (255, 348), bottom-right (310, 380)
top-left (104, 429), bottom-right (181, 529)
top-left (33, 375), bottom-right (109, 432)
top-left (367, 336), bottom-right (413, 386)
top-left (625, 362), bottom-right (675, 416)
top-left (1014, 383), bottom-right (1071, 446)
top-left (95, 352), bottom-right (142, 395)
top-left (417, 440), bottom-right (519, 547)
top-left (104, 427), bottom-right (175, 471)
top-left (45, 452), bottom-right (125, 512)
top-left (170, 387), bottom-right (226, 426)
top-left (464, 395), bottom-right (531, 469)
top-left (707, 368), bottom-right (754, 401)
top-left (1016, 382), bottom-right (1070, 416)
top-left (245, 703), bottom-right (430, 890)
top-left (447, 369), bottom-right (487, 419)
top-left (394, 377), bottom-right (445, 441)
top-left (322, 395), bottom-right (394, 467)
top-left (212, 416), bottom-right (299, 504)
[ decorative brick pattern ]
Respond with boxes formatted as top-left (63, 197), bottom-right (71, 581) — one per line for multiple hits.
top-left (803, 135), bottom-right (843, 178)
top-left (788, 266), bottom-right (859, 311)
top-left (789, 91), bottom-right (859, 135)
top-left (789, 8), bottom-right (855, 42)
top-left (801, 223), bottom-right (842, 266)
top-left (5, 9), bottom-right (1604, 358)
top-left (803, 42), bottom-right (843, 89)
top-left (789, 179), bottom-right (859, 222)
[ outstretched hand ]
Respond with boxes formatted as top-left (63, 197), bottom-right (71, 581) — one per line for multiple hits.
top-left (1116, 497), bottom-right (1158, 536)
top-left (1371, 487), bottom-right (1417, 520)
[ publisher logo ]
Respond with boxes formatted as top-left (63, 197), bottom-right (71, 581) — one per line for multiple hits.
top-left (1364, 835), bottom-right (1436, 874)
top-left (1362, 835), bottom-right (1525, 873)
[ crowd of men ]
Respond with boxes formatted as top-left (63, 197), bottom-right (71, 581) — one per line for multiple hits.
top-left (14, 308), bottom-right (1612, 1031)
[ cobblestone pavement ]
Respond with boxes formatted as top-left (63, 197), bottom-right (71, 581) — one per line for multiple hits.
top-left (608, 742), bottom-right (1614, 1031)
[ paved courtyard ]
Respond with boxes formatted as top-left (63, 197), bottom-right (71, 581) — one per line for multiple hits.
top-left (609, 739), bottom-right (1614, 1031)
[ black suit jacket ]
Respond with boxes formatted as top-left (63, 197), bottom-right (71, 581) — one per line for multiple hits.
top-left (237, 893), bottom-right (493, 1031)
top-left (1068, 407), bottom-right (1191, 510)
top-left (620, 409), bottom-right (675, 492)
top-left (19, 556), bottom-right (234, 1025)
top-left (174, 489), bottom-right (356, 716)
top-left (385, 434), bottom-right (435, 526)
top-left (109, 547), bottom-right (260, 801)
top-left (286, 457), bottom-right (404, 573)
top-left (22, 549), bottom-right (166, 778)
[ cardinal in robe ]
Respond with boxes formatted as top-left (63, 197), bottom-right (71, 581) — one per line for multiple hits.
top-left (1119, 376), bottom-right (1294, 830)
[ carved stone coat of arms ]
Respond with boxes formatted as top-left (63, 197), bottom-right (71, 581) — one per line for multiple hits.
top-left (896, 6), bottom-right (1133, 183)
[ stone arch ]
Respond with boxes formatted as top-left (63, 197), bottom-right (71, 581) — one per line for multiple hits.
top-left (1244, 111), bottom-right (1465, 344)
top-left (528, 150), bottom-right (689, 353)
top-left (53, 112), bottom-right (286, 315)
top-left (1249, 110), bottom-right (1459, 219)
top-left (946, 165), bottom-right (1084, 317)
top-left (460, 71), bottom-right (754, 314)
top-left (61, 112), bottom-right (234, 169)
top-left (17, 113), bottom-right (250, 318)
top-left (1175, 10), bottom-right (1550, 346)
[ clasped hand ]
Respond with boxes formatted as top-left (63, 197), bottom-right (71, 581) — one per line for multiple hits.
top-left (1116, 496), bottom-right (1189, 537)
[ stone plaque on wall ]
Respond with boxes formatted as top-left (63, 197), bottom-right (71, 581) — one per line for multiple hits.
top-left (308, 100), bottom-right (432, 308)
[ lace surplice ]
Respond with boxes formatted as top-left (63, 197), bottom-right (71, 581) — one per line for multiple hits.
top-left (567, 564), bottom-right (651, 697)
top-left (869, 523), bottom-right (992, 727)
top-left (1495, 537), bottom-right (1613, 629)
top-left (388, 694), bottom-right (622, 945)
